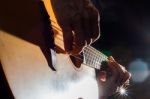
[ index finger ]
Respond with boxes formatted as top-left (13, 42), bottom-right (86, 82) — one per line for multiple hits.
top-left (88, 6), bottom-right (100, 43)
top-left (71, 13), bottom-right (86, 55)
top-left (62, 26), bottom-right (73, 53)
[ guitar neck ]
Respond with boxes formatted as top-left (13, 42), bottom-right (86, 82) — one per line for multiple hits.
top-left (82, 46), bottom-right (108, 70)
top-left (43, 0), bottom-right (108, 69)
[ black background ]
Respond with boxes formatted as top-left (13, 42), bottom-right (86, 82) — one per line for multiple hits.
top-left (93, 0), bottom-right (150, 99)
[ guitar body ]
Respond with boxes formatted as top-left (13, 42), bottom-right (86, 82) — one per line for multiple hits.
top-left (48, 53), bottom-right (99, 99)
top-left (0, 32), bottom-right (99, 99)
top-left (0, 1), bottom-right (106, 98)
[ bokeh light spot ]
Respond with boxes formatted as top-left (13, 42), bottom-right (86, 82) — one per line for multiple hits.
top-left (129, 59), bottom-right (149, 83)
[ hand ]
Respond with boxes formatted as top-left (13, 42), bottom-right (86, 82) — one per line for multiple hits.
top-left (50, 0), bottom-right (100, 55)
top-left (96, 56), bottom-right (131, 98)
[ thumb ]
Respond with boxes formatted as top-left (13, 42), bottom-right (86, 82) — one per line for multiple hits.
top-left (98, 71), bottom-right (107, 82)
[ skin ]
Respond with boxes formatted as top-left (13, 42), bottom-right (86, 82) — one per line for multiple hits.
top-left (50, 0), bottom-right (100, 54)
top-left (97, 56), bottom-right (131, 98)
top-left (0, 0), bottom-right (131, 98)
top-left (50, 0), bottom-right (131, 98)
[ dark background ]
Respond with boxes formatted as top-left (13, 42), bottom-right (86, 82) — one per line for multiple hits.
top-left (93, 0), bottom-right (150, 99)
top-left (0, 0), bottom-right (150, 99)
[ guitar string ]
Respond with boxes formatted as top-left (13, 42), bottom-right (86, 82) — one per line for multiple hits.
top-left (51, 23), bottom-right (107, 61)
top-left (83, 46), bottom-right (107, 69)
top-left (50, 20), bottom-right (130, 88)
top-left (50, 23), bottom-right (108, 68)
top-left (70, 46), bottom-right (107, 62)
top-left (50, 23), bottom-right (107, 57)
top-left (50, 23), bottom-right (107, 59)
top-left (50, 21), bottom-right (105, 56)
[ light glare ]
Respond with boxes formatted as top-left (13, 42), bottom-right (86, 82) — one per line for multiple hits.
top-left (119, 87), bottom-right (126, 95)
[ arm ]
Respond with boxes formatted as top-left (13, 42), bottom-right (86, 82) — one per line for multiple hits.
top-left (97, 56), bottom-right (131, 99)
top-left (50, 0), bottom-right (100, 55)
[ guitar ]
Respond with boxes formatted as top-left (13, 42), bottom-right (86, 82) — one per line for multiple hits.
top-left (0, 31), bottom-right (108, 99)
top-left (0, 1), bottom-right (109, 99)
top-left (42, 0), bottom-right (109, 99)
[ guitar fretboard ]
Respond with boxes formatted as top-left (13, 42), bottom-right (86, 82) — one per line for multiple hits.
top-left (83, 46), bottom-right (108, 69)
top-left (46, 0), bottom-right (108, 70)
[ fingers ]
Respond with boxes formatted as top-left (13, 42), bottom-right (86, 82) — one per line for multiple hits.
top-left (98, 71), bottom-right (107, 82)
top-left (88, 6), bottom-right (100, 43)
top-left (82, 6), bottom-right (100, 44)
top-left (107, 59), bottom-right (120, 82)
top-left (81, 2), bottom-right (100, 44)
top-left (51, 0), bottom-right (100, 54)
top-left (72, 0), bottom-right (100, 45)
top-left (70, 3), bottom-right (100, 54)
top-left (62, 27), bottom-right (73, 53)
top-left (71, 14), bottom-right (86, 54)
top-left (107, 56), bottom-right (131, 86)
top-left (82, 10), bottom-right (92, 44)
top-left (121, 71), bottom-right (131, 86)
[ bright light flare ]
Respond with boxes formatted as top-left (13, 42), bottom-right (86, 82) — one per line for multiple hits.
top-left (117, 87), bottom-right (128, 96)
top-left (119, 87), bottom-right (127, 95)
top-left (115, 86), bottom-right (131, 99)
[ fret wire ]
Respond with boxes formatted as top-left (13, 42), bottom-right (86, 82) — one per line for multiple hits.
top-left (84, 48), bottom-right (88, 64)
top-left (84, 48), bottom-right (98, 63)
top-left (83, 49), bottom-right (86, 64)
top-left (68, 46), bottom-right (107, 69)
top-left (93, 54), bottom-right (98, 67)
top-left (84, 48), bottom-right (91, 65)
top-left (88, 47), bottom-right (107, 62)
top-left (88, 46), bottom-right (106, 58)
top-left (83, 46), bottom-right (108, 69)
top-left (83, 47), bottom-right (100, 68)
top-left (84, 46), bottom-right (106, 62)
top-left (87, 48), bottom-right (93, 66)
top-left (50, 19), bottom-right (106, 59)
top-left (95, 56), bottom-right (99, 66)
top-left (83, 47), bottom-right (107, 58)
top-left (84, 52), bottom-right (87, 64)
top-left (89, 46), bottom-right (108, 60)
top-left (83, 48), bottom-right (94, 67)
top-left (50, 20), bottom-right (107, 69)
top-left (83, 48), bottom-right (96, 67)
top-left (85, 47), bottom-right (102, 59)
top-left (81, 50), bottom-right (101, 69)
top-left (87, 48), bottom-right (96, 66)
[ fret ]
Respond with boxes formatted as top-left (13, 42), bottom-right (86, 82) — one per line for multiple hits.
top-left (83, 47), bottom-right (94, 68)
top-left (83, 48), bottom-right (93, 67)
top-left (82, 46), bottom-right (108, 69)
top-left (89, 46), bottom-right (108, 60)
top-left (85, 49), bottom-right (93, 66)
